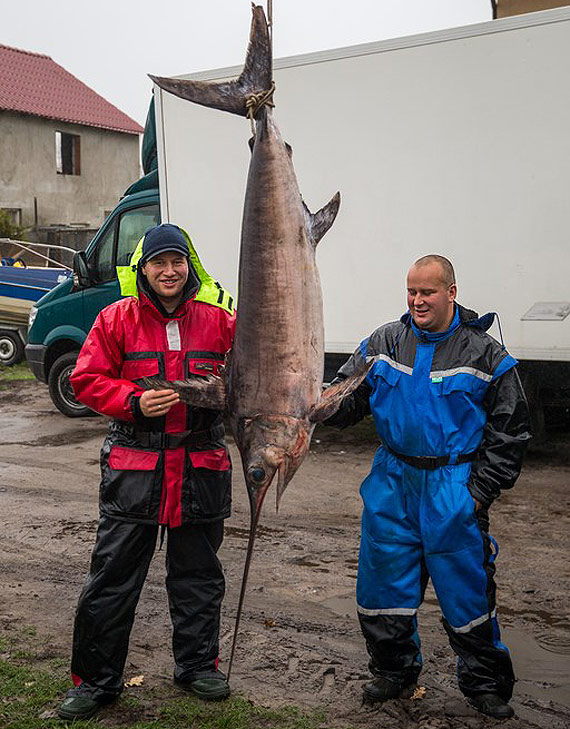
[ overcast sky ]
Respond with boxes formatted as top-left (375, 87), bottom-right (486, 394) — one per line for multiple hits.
top-left (3, 1), bottom-right (491, 126)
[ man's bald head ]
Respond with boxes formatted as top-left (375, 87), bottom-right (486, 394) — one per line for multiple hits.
top-left (412, 255), bottom-right (456, 288)
top-left (406, 255), bottom-right (457, 332)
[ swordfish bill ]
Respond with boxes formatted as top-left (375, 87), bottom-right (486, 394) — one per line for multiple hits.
top-left (149, 4), bottom-right (371, 677)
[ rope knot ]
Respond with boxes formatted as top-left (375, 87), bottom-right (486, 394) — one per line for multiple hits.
top-left (246, 81), bottom-right (276, 134)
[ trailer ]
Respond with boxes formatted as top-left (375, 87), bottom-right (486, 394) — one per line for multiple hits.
top-left (154, 6), bottom-right (570, 433)
top-left (0, 240), bottom-right (72, 366)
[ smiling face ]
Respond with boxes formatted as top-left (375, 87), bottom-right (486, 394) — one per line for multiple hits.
top-left (406, 260), bottom-right (457, 333)
top-left (142, 251), bottom-right (189, 312)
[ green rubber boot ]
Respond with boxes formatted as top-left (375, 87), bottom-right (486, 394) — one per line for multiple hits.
top-left (57, 688), bottom-right (100, 721)
top-left (177, 675), bottom-right (230, 701)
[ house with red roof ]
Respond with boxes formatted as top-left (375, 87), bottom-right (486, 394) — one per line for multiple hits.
top-left (0, 43), bottom-right (143, 239)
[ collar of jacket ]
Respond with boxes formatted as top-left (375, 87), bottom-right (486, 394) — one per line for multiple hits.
top-left (137, 280), bottom-right (199, 322)
top-left (400, 303), bottom-right (497, 341)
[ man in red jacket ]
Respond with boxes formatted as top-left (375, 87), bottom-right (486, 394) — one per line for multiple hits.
top-left (58, 224), bottom-right (236, 721)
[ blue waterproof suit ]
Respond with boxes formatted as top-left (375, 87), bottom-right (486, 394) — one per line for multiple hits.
top-left (327, 304), bottom-right (531, 700)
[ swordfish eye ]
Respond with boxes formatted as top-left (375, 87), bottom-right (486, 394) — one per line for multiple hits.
top-left (248, 466), bottom-right (267, 484)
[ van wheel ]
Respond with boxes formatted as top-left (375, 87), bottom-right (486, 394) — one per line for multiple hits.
top-left (0, 329), bottom-right (24, 366)
top-left (48, 352), bottom-right (95, 418)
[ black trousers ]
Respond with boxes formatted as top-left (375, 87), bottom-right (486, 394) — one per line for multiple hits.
top-left (70, 516), bottom-right (225, 700)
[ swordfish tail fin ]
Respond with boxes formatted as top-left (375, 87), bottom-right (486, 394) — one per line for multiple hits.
top-left (149, 5), bottom-right (272, 118)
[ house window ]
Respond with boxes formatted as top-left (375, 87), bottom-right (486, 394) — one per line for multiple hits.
top-left (55, 131), bottom-right (81, 175)
top-left (1, 208), bottom-right (22, 225)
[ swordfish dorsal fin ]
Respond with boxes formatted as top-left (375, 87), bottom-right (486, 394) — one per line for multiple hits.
top-left (303, 192), bottom-right (341, 248)
top-left (149, 5), bottom-right (272, 118)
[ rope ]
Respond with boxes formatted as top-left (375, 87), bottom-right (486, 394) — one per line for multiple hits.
top-left (246, 81), bottom-right (276, 135)
top-left (267, 0), bottom-right (273, 61)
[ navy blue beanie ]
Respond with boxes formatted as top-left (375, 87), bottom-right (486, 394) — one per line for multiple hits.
top-left (141, 224), bottom-right (190, 263)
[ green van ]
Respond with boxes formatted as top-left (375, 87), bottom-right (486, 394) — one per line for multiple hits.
top-left (25, 182), bottom-right (160, 417)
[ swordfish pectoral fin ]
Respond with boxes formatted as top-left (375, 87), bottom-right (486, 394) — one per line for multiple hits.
top-left (141, 375), bottom-right (227, 411)
top-left (149, 5), bottom-right (272, 118)
top-left (303, 192), bottom-right (341, 248)
top-left (308, 359), bottom-right (373, 423)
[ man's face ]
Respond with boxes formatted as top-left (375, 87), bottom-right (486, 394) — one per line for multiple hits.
top-left (142, 251), bottom-right (189, 307)
top-left (406, 262), bottom-right (456, 332)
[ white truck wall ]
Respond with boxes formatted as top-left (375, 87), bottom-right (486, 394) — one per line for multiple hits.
top-left (155, 8), bottom-right (570, 360)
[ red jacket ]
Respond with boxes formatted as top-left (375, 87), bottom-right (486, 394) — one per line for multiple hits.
top-left (71, 291), bottom-right (236, 527)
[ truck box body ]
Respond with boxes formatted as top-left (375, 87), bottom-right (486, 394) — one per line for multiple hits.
top-left (154, 7), bottom-right (570, 363)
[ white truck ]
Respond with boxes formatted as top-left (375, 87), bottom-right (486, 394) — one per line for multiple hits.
top-left (154, 6), bottom-right (570, 433)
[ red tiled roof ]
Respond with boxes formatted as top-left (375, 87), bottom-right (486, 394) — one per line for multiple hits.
top-left (0, 44), bottom-right (143, 135)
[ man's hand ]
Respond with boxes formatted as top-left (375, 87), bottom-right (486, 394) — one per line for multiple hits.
top-left (139, 388), bottom-right (179, 417)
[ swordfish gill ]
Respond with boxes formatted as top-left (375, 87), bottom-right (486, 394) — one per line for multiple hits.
top-left (147, 4), bottom-right (371, 674)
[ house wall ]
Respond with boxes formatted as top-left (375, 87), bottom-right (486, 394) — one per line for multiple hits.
top-left (0, 112), bottom-right (140, 232)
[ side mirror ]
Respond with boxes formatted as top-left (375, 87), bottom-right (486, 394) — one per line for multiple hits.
top-left (72, 251), bottom-right (91, 289)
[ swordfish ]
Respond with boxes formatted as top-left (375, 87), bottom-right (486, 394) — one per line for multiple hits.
top-left (148, 4), bottom-right (371, 673)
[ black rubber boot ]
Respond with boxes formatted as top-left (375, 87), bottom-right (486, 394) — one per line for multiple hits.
top-left (362, 674), bottom-right (417, 704)
top-left (468, 693), bottom-right (515, 719)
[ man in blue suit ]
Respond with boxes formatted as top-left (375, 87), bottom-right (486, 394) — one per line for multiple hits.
top-left (327, 255), bottom-right (531, 720)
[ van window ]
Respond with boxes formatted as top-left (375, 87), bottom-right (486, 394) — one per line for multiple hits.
top-left (88, 204), bottom-right (160, 284)
top-left (116, 205), bottom-right (160, 267)
top-left (90, 222), bottom-right (115, 283)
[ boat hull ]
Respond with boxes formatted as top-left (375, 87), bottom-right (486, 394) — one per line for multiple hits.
top-left (0, 266), bottom-right (70, 326)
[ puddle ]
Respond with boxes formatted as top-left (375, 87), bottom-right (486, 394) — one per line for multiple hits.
top-left (503, 626), bottom-right (570, 709)
top-left (289, 557), bottom-right (320, 568)
top-left (321, 601), bottom-right (570, 709)
top-left (323, 594), bottom-right (440, 619)
top-left (2, 428), bottom-right (105, 448)
top-left (224, 525), bottom-right (284, 540)
top-left (499, 604), bottom-right (570, 631)
top-left (0, 414), bottom-right (31, 433)
top-left (535, 631), bottom-right (570, 655)
top-left (321, 595), bottom-right (356, 619)
top-left (53, 520), bottom-right (99, 539)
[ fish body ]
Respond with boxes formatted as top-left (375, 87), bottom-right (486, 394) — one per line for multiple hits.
top-left (229, 106), bottom-right (331, 512)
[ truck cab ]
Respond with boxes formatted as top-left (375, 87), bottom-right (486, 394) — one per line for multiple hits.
top-left (25, 185), bottom-right (160, 416)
